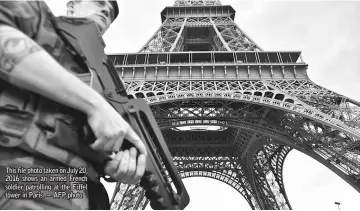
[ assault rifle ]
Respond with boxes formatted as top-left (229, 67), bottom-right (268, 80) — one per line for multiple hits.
top-left (55, 17), bottom-right (190, 209)
top-left (100, 62), bottom-right (189, 210)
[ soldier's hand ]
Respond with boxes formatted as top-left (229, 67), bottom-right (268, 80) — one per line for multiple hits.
top-left (104, 148), bottom-right (146, 184)
top-left (87, 101), bottom-right (147, 156)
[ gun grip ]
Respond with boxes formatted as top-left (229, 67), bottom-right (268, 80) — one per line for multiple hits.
top-left (83, 124), bottom-right (136, 152)
top-left (82, 124), bottom-right (96, 144)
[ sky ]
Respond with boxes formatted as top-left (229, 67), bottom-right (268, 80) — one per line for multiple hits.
top-left (43, 0), bottom-right (360, 210)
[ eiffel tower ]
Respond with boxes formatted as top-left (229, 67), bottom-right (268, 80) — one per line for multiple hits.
top-left (107, 0), bottom-right (360, 209)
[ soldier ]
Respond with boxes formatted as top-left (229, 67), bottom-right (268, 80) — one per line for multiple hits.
top-left (0, 0), bottom-right (147, 209)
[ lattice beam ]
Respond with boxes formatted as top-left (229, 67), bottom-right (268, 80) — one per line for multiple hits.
top-left (211, 17), bottom-right (262, 51)
top-left (210, 17), bottom-right (231, 51)
top-left (110, 106), bottom-right (360, 209)
top-left (135, 90), bottom-right (360, 138)
top-left (170, 18), bottom-right (187, 52)
top-left (249, 144), bottom-right (292, 209)
top-left (139, 18), bottom-right (186, 52)
top-left (174, 0), bottom-right (222, 7)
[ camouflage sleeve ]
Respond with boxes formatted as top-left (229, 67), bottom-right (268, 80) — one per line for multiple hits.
top-left (0, 1), bottom-right (42, 39)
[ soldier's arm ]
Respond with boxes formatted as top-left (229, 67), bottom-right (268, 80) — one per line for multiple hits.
top-left (0, 24), bottom-right (105, 116)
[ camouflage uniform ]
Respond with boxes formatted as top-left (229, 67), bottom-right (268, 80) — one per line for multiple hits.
top-left (0, 1), bottom-right (109, 209)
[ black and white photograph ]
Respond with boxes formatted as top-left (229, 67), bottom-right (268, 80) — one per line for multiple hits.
top-left (0, 0), bottom-right (359, 210)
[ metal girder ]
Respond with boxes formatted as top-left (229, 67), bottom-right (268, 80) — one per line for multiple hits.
top-left (211, 17), bottom-right (262, 51)
top-left (185, 17), bottom-right (212, 27)
top-left (267, 111), bottom-right (360, 177)
top-left (124, 80), bottom-right (360, 137)
top-left (139, 18), bottom-right (186, 52)
top-left (209, 17), bottom-right (232, 51)
top-left (109, 97), bottom-right (360, 209)
top-left (113, 84), bottom-right (360, 209)
top-left (174, 0), bottom-right (222, 7)
top-left (113, 157), bottom-right (261, 210)
top-left (110, 183), bottom-right (147, 210)
top-left (110, 106), bottom-right (360, 209)
top-left (170, 18), bottom-right (187, 52)
top-left (151, 100), bottom-right (267, 121)
top-left (126, 80), bottom-right (335, 97)
top-left (241, 108), bottom-right (271, 159)
top-left (115, 81), bottom-right (360, 210)
top-left (139, 0), bottom-right (261, 52)
top-left (178, 170), bottom-right (259, 209)
top-left (249, 144), bottom-right (292, 209)
top-left (161, 102), bottom-right (360, 194)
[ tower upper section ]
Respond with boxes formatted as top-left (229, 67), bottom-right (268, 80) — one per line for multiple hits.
top-left (161, 2), bottom-right (235, 23)
top-left (174, 0), bottom-right (222, 7)
top-left (139, 0), bottom-right (261, 52)
top-left (109, 0), bottom-right (308, 81)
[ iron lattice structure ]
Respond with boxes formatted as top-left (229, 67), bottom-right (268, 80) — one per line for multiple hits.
top-left (108, 0), bottom-right (360, 209)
